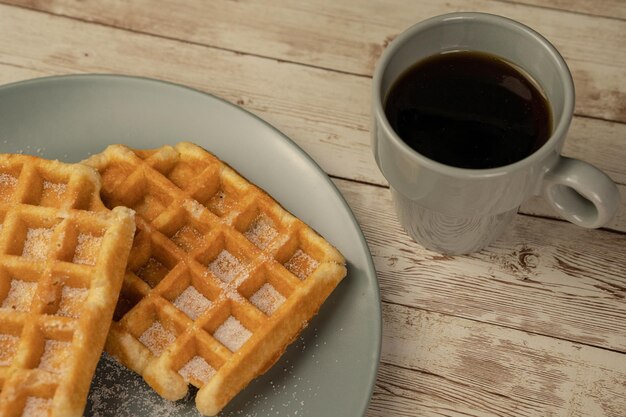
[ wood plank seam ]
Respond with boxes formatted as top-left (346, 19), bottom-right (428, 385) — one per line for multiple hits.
top-left (0, 1), bottom-right (375, 78)
top-left (497, 0), bottom-right (626, 21)
top-left (381, 299), bottom-right (626, 354)
top-left (377, 362), bottom-right (520, 403)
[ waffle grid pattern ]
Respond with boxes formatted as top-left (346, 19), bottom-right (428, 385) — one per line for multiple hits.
top-left (84, 143), bottom-right (346, 416)
top-left (0, 155), bottom-right (135, 417)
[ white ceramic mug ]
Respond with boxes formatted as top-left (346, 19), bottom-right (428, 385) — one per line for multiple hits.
top-left (372, 12), bottom-right (619, 255)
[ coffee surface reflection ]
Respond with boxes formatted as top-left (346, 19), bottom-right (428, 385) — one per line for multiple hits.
top-left (384, 50), bottom-right (552, 169)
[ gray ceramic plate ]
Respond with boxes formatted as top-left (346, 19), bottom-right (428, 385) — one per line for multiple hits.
top-left (0, 75), bottom-right (381, 417)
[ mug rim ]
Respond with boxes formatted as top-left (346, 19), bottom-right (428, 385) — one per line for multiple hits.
top-left (372, 12), bottom-right (576, 178)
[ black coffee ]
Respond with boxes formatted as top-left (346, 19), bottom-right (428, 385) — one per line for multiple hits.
top-left (384, 51), bottom-right (552, 169)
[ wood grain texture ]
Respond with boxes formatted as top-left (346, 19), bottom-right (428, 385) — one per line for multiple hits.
top-left (0, 4), bottom-right (623, 233)
top-left (0, 5), bottom-right (376, 184)
top-left (514, 0), bottom-right (626, 20)
top-left (334, 178), bottom-right (626, 352)
top-left (4, 0), bottom-right (626, 122)
top-left (0, 1), bottom-right (625, 416)
top-left (366, 303), bottom-right (626, 417)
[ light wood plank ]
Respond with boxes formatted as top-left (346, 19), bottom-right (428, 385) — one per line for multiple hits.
top-left (334, 178), bottom-right (626, 352)
top-left (366, 303), bottom-right (626, 417)
top-left (1, 38), bottom-right (622, 353)
top-left (559, 117), bottom-right (626, 185)
top-left (515, 0), bottom-right (626, 20)
top-left (5, 0), bottom-right (626, 122)
top-left (520, 189), bottom-right (626, 234)
top-left (2, 4), bottom-right (624, 417)
top-left (521, 115), bottom-right (626, 232)
top-left (0, 5), bottom-right (624, 233)
top-left (0, 5), bottom-right (376, 184)
top-left (0, 4), bottom-right (623, 233)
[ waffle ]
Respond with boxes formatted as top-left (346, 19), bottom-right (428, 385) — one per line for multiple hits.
top-left (83, 142), bottom-right (346, 416)
top-left (0, 154), bottom-right (135, 417)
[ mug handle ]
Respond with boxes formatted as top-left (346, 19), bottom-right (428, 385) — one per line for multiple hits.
top-left (541, 156), bottom-right (620, 228)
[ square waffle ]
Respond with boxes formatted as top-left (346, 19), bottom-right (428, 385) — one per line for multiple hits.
top-left (0, 154), bottom-right (135, 417)
top-left (83, 142), bottom-right (347, 416)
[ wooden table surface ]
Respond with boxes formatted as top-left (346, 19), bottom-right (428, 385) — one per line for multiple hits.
top-left (1, 1), bottom-right (625, 416)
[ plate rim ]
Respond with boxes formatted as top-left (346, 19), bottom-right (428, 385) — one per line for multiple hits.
top-left (0, 73), bottom-right (382, 416)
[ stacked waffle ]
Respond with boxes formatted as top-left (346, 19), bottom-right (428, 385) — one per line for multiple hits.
top-left (0, 142), bottom-right (346, 416)
top-left (0, 155), bottom-right (135, 417)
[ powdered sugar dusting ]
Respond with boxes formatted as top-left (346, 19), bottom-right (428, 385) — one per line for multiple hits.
top-left (0, 173), bottom-right (18, 199)
top-left (0, 334), bottom-right (19, 366)
top-left (39, 340), bottom-right (71, 373)
top-left (57, 286), bottom-right (88, 318)
top-left (172, 225), bottom-right (203, 253)
top-left (0, 173), bottom-right (17, 186)
top-left (85, 334), bottom-right (325, 416)
top-left (2, 279), bottom-right (37, 311)
top-left (22, 228), bottom-right (53, 260)
top-left (284, 249), bottom-right (319, 280)
top-left (86, 352), bottom-right (202, 417)
top-left (218, 332), bottom-right (322, 417)
top-left (73, 233), bottom-right (102, 265)
top-left (139, 321), bottom-right (176, 356)
top-left (173, 286), bottom-right (212, 320)
top-left (21, 396), bottom-right (51, 417)
top-left (244, 214), bottom-right (278, 249)
top-left (208, 250), bottom-right (244, 283)
top-left (207, 190), bottom-right (233, 217)
top-left (213, 191), bottom-right (226, 210)
top-left (178, 355), bottom-right (216, 385)
top-left (183, 199), bottom-right (205, 220)
top-left (250, 283), bottom-right (286, 316)
top-left (213, 316), bottom-right (252, 352)
top-left (43, 180), bottom-right (67, 196)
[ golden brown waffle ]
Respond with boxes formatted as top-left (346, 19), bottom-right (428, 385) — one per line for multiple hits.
top-left (83, 142), bottom-right (346, 416)
top-left (0, 154), bottom-right (135, 417)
